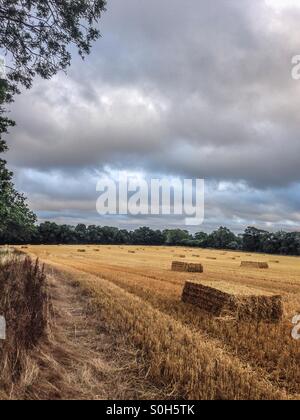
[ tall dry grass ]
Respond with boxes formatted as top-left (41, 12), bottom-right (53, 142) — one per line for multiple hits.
top-left (0, 255), bottom-right (48, 395)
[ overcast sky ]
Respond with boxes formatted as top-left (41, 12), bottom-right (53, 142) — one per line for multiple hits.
top-left (4, 0), bottom-right (300, 232)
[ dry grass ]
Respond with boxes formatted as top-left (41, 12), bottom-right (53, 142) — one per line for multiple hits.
top-left (0, 253), bottom-right (163, 400)
top-left (49, 266), bottom-right (285, 400)
top-left (29, 269), bottom-right (165, 400)
top-left (0, 255), bottom-right (48, 397)
top-left (20, 245), bottom-right (300, 400)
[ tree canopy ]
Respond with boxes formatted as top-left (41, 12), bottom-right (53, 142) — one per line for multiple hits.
top-left (0, 0), bottom-right (106, 91)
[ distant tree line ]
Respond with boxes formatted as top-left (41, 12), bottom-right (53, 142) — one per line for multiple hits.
top-left (2, 224), bottom-right (300, 256)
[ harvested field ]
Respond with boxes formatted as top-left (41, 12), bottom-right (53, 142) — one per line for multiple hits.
top-left (18, 245), bottom-right (300, 400)
top-left (182, 281), bottom-right (283, 322)
top-left (241, 261), bottom-right (269, 269)
top-left (172, 261), bottom-right (204, 273)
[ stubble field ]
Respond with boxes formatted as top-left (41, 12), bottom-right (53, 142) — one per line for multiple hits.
top-left (23, 245), bottom-right (300, 400)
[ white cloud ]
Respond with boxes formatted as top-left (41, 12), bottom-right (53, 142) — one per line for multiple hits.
top-left (265, 0), bottom-right (300, 12)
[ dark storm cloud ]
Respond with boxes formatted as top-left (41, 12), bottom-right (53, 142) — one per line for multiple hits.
top-left (4, 0), bottom-right (300, 228)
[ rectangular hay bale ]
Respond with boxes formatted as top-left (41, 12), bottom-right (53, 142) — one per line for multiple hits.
top-left (172, 261), bottom-right (203, 273)
top-left (181, 281), bottom-right (283, 322)
top-left (187, 263), bottom-right (204, 273)
top-left (241, 261), bottom-right (269, 269)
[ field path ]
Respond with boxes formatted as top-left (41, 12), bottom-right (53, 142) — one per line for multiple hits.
top-left (30, 267), bottom-right (163, 400)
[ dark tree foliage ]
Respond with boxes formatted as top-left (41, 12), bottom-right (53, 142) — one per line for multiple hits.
top-left (164, 229), bottom-right (191, 245)
top-left (1, 76), bottom-right (37, 243)
top-left (0, 0), bottom-right (106, 91)
top-left (242, 227), bottom-right (300, 256)
top-left (0, 78), bottom-right (14, 138)
top-left (0, 116), bottom-right (36, 243)
top-left (206, 226), bottom-right (237, 249)
top-left (132, 227), bottom-right (165, 245)
top-left (242, 227), bottom-right (269, 253)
